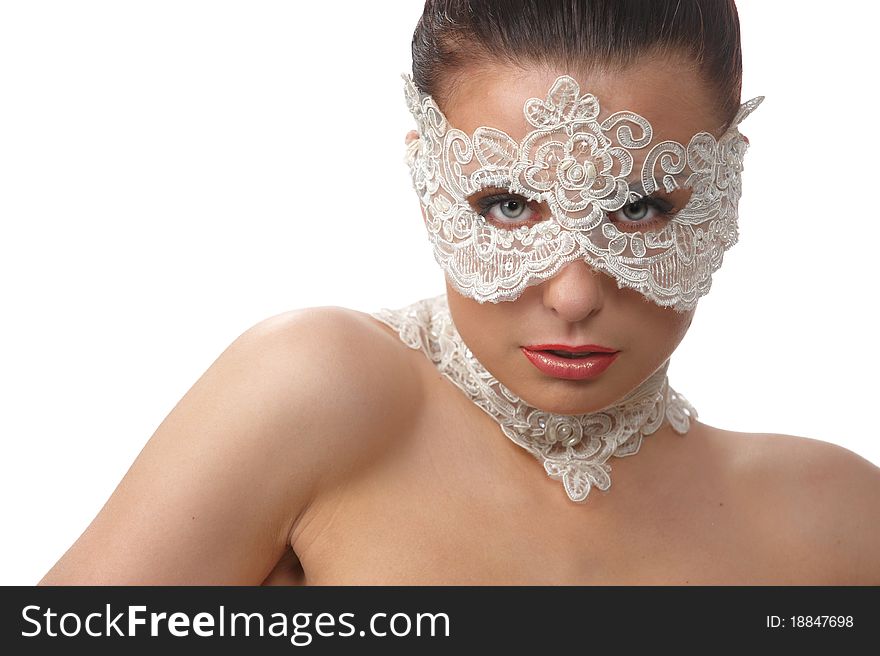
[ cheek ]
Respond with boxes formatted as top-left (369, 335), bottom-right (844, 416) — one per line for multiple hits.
top-left (445, 286), bottom-right (518, 365)
top-left (635, 304), bottom-right (694, 355)
top-left (614, 282), bottom-right (694, 355)
top-left (668, 311), bottom-right (694, 348)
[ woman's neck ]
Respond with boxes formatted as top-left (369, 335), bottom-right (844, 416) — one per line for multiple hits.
top-left (372, 294), bottom-right (698, 503)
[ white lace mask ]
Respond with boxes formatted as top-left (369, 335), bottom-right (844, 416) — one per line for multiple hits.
top-left (403, 73), bottom-right (764, 312)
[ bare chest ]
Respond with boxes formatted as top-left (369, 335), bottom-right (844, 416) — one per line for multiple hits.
top-left (288, 385), bottom-right (799, 585)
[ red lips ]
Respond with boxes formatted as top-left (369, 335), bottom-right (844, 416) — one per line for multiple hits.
top-left (520, 343), bottom-right (620, 380)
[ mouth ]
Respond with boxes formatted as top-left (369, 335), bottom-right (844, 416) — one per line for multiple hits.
top-left (542, 349), bottom-right (603, 359)
top-left (524, 343), bottom-right (618, 355)
top-left (520, 344), bottom-right (620, 381)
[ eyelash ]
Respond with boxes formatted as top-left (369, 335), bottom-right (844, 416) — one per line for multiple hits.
top-left (473, 193), bottom-right (536, 221)
top-left (473, 192), bottom-right (676, 231)
top-left (611, 194), bottom-right (676, 233)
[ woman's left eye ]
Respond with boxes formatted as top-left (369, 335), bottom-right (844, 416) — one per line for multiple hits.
top-left (608, 195), bottom-right (675, 231)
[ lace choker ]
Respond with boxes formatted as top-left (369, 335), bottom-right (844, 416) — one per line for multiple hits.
top-left (372, 295), bottom-right (697, 503)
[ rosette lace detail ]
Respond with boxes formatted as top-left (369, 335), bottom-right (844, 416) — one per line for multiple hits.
top-left (403, 73), bottom-right (764, 311)
top-left (373, 295), bottom-right (698, 503)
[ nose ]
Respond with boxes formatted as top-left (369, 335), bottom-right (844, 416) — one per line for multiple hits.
top-left (541, 259), bottom-right (605, 323)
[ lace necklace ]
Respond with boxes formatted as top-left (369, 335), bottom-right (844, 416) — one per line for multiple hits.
top-left (372, 295), bottom-right (697, 503)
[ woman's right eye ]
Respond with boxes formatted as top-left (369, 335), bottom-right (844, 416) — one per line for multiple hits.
top-left (474, 194), bottom-right (540, 227)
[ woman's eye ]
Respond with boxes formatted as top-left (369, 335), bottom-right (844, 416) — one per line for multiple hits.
top-left (498, 199), bottom-right (526, 219)
top-left (608, 196), bottom-right (675, 231)
top-left (476, 194), bottom-right (540, 227)
top-left (621, 200), bottom-right (650, 221)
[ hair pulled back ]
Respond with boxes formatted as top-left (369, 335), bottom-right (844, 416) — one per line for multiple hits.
top-left (412, 0), bottom-right (743, 130)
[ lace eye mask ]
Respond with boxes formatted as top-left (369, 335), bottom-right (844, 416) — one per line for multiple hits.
top-left (403, 73), bottom-right (764, 312)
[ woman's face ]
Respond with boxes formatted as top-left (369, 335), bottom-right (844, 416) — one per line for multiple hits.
top-left (409, 58), bottom-right (721, 415)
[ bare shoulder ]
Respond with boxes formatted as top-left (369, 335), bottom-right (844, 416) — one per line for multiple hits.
top-left (243, 305), bottom-right (425, 477)
top-left (40, 304), bottom-right (422, 584)
top-left (708, 425), bottom-right (880, 583)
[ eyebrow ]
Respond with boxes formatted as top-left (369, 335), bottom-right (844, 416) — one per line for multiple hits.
top-left (625, 174), bottom-right (687, 194)
top-left (624, 178), bottom-right (650, 195)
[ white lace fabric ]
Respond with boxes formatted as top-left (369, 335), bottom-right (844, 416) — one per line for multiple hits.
top-left (403, 73), bottom-right (764, 312)
top-left (372, 295), bottom-right (698, 503)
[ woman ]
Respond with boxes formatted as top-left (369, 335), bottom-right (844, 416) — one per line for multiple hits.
top-left (40, 0), bottom-right (880, 585)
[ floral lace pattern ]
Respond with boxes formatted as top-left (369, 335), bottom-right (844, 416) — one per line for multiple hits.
top-left (372, 295), bottom-right (698, 503)
top-left (403, 73), bottom-right (764, 312)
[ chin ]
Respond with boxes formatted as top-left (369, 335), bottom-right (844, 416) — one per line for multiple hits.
top-left (503, 356), bottom-right (665, 415)
top-left (503, 376), bottom-right (634, 416)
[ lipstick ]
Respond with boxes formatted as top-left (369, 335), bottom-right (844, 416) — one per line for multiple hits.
top-left (521, 343), bottom-right (619, 381)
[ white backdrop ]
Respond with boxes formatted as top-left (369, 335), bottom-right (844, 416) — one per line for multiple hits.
top-left (1, 1), bottom-right (877, 585)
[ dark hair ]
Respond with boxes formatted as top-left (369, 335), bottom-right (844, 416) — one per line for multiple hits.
top-left (412, 0), bottom-right (743, 131)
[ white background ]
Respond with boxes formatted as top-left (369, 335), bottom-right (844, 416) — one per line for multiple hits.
top-left (1, 1), bottom-right (877, 585)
